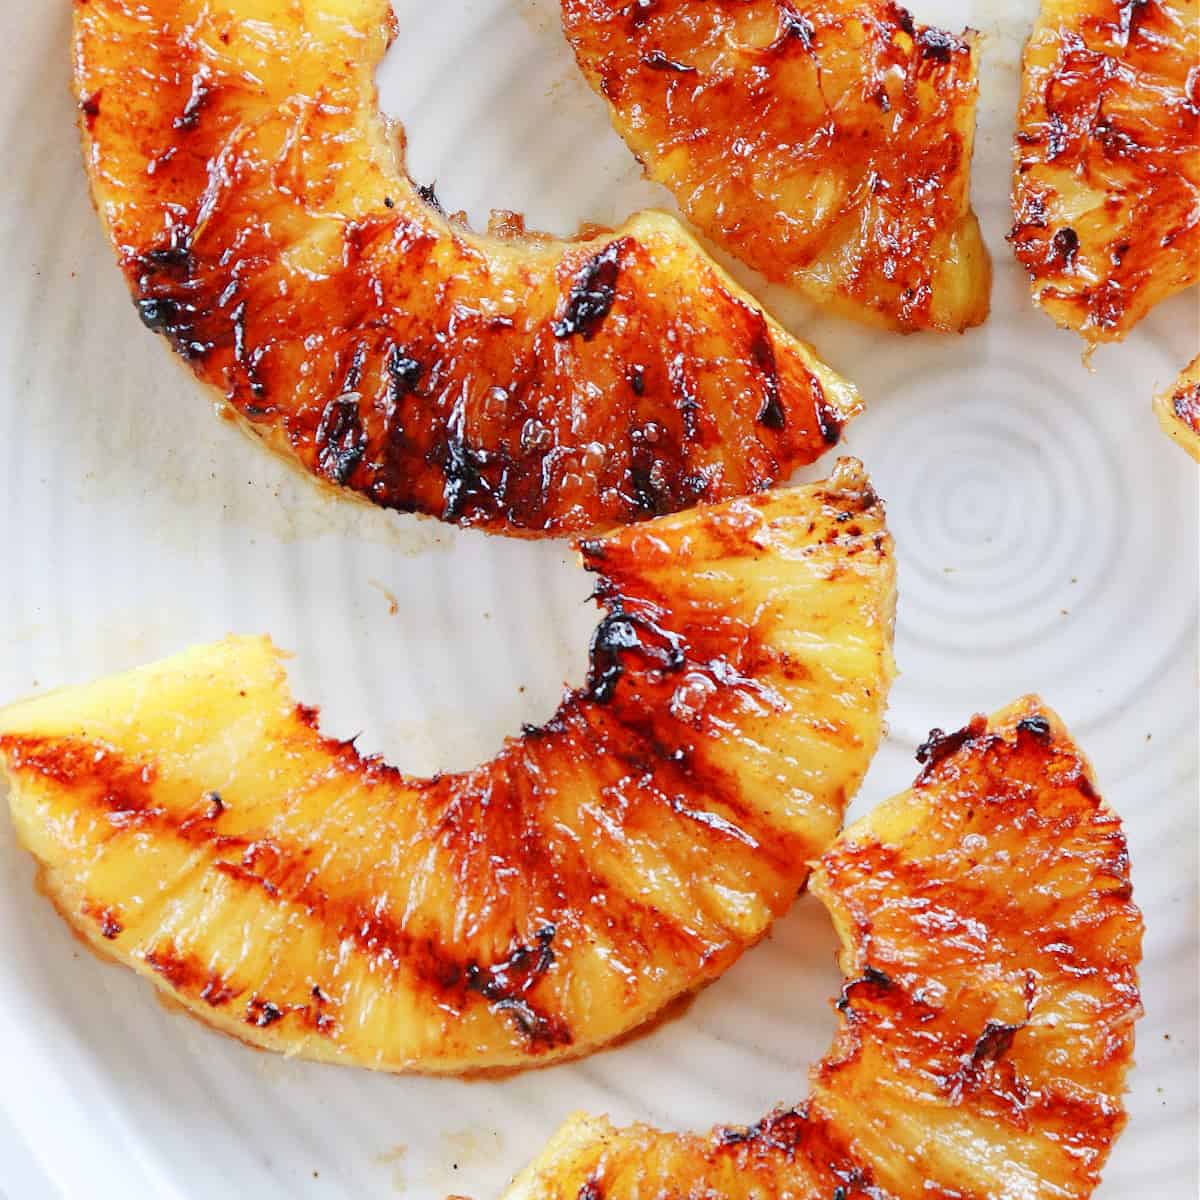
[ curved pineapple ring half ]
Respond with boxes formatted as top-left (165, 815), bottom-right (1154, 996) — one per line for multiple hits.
top-left (74, 0), bottom-right (859, 537)
top-left (560, 0), bottom-right (990, 334)
top-left (1154, 356), bottom-right (1200, 462)
top-left (506, 700), bottom-right (1143, 1198)
top-left (1011, 0), bottom-right (1199, 343)
top-left (0, 461), bottom-right (894, 1074)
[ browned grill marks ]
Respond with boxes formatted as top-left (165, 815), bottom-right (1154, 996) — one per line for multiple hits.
top-left (562, 0), bottom-right (988, 332)
top-left (2, 466), bottom-right (893, 1073)
top-left (73, 0), bottom-right (855, 535)
top-left (1011, 0), bottom-right (1199, 340)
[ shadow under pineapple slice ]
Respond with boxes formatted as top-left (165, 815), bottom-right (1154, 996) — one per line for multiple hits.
top-left (1155, 356), bottom-right (1200, 462)
top-left (560, 0), bottom-right (991, 333)
top-left (0, 461), bottom-right (894, 1074)
top-left (1012, 0), bottom-right (1199, 343)
top-left (505, 700), bottom-right (1143, 1198)
top-left (74, 0), bottom-right (859, 538)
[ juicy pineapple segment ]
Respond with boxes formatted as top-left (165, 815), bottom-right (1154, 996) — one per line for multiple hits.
top-left (74, 0), bottom-right (859, 538)
top-left (505, 700), bottom-right (1143, 1198)
top-left (560, 0), bottom-right (991, 333)
top-left (1012, 0), bottom-right (1199, 342)
top-left (1155, 356), bottom-right (1200, 462)
top-left (0, 462), bottom-right (894, 1074)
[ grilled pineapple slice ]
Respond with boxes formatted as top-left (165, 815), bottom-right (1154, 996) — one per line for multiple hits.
top-left (1012, 0), bottom-right (1199, 342)
top-left (506, 700), bottom-right (1143, 1198)
top-left (74, 0), bottom-right (859, 537)
top-left (560, 0), bottom-right (990, 333)
top-left (1154, 356), bottom-right (1200, 461)
top-left (0, 462), bottom-right (894, 1073)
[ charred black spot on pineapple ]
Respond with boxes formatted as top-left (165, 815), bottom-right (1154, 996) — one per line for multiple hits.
top-left (1046, 110), bottom-right (1069, 161)
top-left (136, 296), bottom-right (184, 334)
top-left (1175, 384), bottom-right (1200, 429)
top-left (132, 238), bottom-right (219, 363)
top-left (315, 394), bottom-right (367, 486)
top-left (340, 343), bottom-right (368, 392)
top-left (751, 324), bottom-right (786, 431)
top-left (1016, 714), bottom-right (1052, 740)
top-left (386, 344), bottom-right (423, 396)
top-left (466, 926), bottom-right (557, 997)
top-left (172, 70), bottom-right (215, 131)
top-left (577, 1181), bottom-right (605, 1200)
top-left (1052, 226), bottom-right (1079, 266)
top-left (247, 998), bottom-right (284, 1028)
top-left (553, 241), bottom-right (626, 341)
top-left (836, 964), bottom-right (894, 1011)
top-left (84, 901), bottom-right (124, 940)
top-left (915, 716), bottom-right (987, 773)
top-left (890, 3), bottom-right (916, 36)
top-left (628, 0), bottom-right (656, 27)
top-left (916, 27), bottom-right (961, 63)
top-left (416, 180), bottom-right (443, 214)
top-left (970, 1019), bottom-right (1023, 1067)
top-left (628, 422), bottom-right (676, 514)
top-left (780, 8), bottom-right (814, 48)
top-left (437, 420), bottom-right (495, 523)
top-left (714, 1107), bottom-right (830, 1158)
top-left (462, 926), bottom-right (572, 1049)
top-left (79, 90), bottom-right (102, 129)
top-left (815, 386), bottom-right (842, 446)
top-left (640, 50), bottom-right (696, 72)
top-left (587, 608), bottom-right (686, 703)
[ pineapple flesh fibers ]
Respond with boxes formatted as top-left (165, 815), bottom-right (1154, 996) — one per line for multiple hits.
top-left (505, 700), bottom-right (1143, 1199)
top-left (1154, 356), bottom-right (1200, 462)
top-left (1012, 0), bottom-right (1199, 342)
top-left (73, 0), bottom-right (859, 537)
top-left (0, 462), bottom-right (895, 1074)
top-left (560, 0), bottom-right (991, 333)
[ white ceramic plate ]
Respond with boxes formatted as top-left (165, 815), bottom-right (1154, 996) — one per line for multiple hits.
top-left (0, 1), bottom-right (1195, 1196)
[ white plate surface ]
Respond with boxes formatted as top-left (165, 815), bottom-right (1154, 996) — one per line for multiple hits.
top-left (0, 1), bottom-right (1196, 1196)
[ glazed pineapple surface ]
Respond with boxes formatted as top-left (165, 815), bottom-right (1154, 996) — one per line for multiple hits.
top-left (560, 0), bottom-right (991, 333)
top-left (73, 0), bottom-right (859, 537)
top-left (1154, 356), bottom-right (1200, 462)
top-left (506, 701), bottom-right (1143, 1199)
top-left (0, 463), bottom-right (895, 1074)
top-left (1012, 0), bottom-right (1200, 342)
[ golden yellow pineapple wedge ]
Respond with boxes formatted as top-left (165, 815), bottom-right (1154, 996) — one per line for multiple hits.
top-left (1012, 0), bottom-right (1199, 342)
top-left (506, 700), bottom-right (1143, 1199)
top-left (1154, 356), bottom-right (1200, 462)
top-left (0, 462), bottom-right (894, 1074)
top-left (73, 0), bottom-right (859, 537)
top-left (560, 0), bottom-right (991, 333)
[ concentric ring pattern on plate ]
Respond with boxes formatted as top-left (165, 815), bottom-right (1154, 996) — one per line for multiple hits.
top-left (0, 1), bottom-right (1195, 1197)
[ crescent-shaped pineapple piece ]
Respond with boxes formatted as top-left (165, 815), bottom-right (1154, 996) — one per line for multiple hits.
top-left (1154, 356), bottom-right (1200, 461)
top-left (505, 700), bottom-right (1143, 1198)
top-left (73, 0), bottom-right (859, 537)
top-left (0, 462), bottom-right (894, 1074)
top-left (1011, 0), bottom-right (1199, 342)
top-left (560, 0), bottom-right (990, 333)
